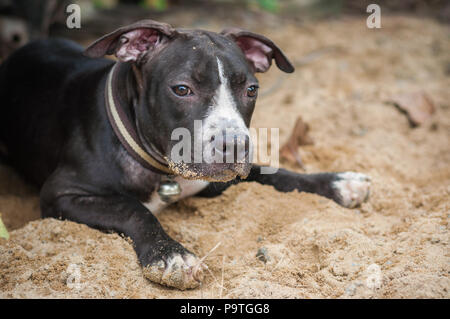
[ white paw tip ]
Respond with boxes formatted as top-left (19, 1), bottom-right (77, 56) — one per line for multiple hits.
top-left (333, 172), bottom-right (371, 208)
top-left (143, 253), bottom-right (205, 290)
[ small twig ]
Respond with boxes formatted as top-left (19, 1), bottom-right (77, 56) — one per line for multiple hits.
top-left (203, 264), bottom-right (229, 298)
top-left (192, 241), bottom-right (222, 283)
top-left (219, 255), bottom-right (225, 299)
top-left (199, 242), bottom-right (222, 264)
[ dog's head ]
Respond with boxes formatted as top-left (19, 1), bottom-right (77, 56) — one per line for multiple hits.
top-left (85, 20), bottom-right (294, 181)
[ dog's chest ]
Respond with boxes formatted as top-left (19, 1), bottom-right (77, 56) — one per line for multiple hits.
top-left (142, 177), bottom-right (209, 214)
top-left (118, 147), bottom-right (209, 213)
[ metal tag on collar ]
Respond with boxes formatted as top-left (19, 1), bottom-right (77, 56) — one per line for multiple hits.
top-left (158, 175), bottom-right (181, 203)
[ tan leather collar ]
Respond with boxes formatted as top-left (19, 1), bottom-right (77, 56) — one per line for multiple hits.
top-left (105, 63), bottom-right (173, 175)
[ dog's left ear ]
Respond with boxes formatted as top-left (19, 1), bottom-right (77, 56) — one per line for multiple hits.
top-left (221, 28), bottom-right (294, 73)
top-left (84, 19), bottom-right (177, 63)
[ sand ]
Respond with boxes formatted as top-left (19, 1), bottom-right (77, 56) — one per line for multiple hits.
top-left (0, 15), bottom-right (449, 298)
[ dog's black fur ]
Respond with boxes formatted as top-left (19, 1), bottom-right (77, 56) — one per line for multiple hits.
top-left (0, 20), bottom-right (369, 289)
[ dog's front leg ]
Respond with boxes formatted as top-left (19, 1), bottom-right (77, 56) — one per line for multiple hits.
top-left (40, 185), bottom-right (204, 290)
top-left (198, 165), bottom-right (371, 208)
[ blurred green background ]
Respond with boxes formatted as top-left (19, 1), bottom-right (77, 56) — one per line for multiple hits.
top-left (0, 0), bottom-right (449, 61)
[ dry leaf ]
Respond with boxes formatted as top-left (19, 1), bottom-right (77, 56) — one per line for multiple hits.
top-left (280, 116), bottom-right (314, 168)
top-left (390, 91), bottom-right (435, 127)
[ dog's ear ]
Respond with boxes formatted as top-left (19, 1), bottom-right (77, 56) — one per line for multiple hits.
top-left (84, 19), bottom-right (177, 62)
top-left (221, 28), bottom-right (294, 73)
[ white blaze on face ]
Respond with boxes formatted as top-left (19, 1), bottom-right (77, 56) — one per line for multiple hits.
top-left (213, 58), bottom-right (241, 121)
top-left (199, 58), bottom-right (249, 163)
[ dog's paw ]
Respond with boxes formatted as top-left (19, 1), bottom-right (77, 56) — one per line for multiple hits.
top-left (332, 172), bottom-right (371, 208)
top-left (142, 253), bottom-right (205, 290)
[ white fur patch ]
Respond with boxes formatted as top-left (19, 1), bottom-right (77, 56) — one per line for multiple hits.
top-left (210, 58), bottom-right (242, 122)
top-left (141, 177), bottom-right (209, 214)
top-left (199, 58), bottom-right (249, 163)
top-left (332, 172), bottom-right (371, 208)
top-left (143, 252), bottom-right (205, 290)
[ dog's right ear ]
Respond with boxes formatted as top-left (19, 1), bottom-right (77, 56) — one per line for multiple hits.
top-left (221, 28), bottom-right (294, 73)
top-left (84, 19), bottom-right (177, 63)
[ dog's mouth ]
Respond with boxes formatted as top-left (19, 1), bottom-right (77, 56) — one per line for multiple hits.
top-left (164, 131), bottom-right (252, 181)
top-left (165, 159), bottom-right (251, 182)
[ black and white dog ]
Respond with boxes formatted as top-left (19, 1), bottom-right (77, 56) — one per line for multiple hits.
top-left (0, 20), bottom-right (370, 289)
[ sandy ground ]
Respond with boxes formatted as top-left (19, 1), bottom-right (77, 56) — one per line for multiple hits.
top-left (0, 15), bottom-right (449, 298)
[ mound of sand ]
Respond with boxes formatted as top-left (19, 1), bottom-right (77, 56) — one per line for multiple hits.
top-left (1, 16), bottom-right (449, 298)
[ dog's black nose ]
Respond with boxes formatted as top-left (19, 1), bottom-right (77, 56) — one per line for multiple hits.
top-left (214, 131), bottom-right (249, 163)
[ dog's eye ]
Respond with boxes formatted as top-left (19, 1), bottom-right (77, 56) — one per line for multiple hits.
top-left (172, 85), bottom-right (193, 97)
top-left (247, 85), bottom-right (258, 98)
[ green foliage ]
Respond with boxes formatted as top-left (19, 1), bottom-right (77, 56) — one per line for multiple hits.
top-left (92, 0), bottom-right (118, 9)
top-left (309, 0), bottom-right (343, 18)
top-left (140, 0), bottom-right (168, 11)
top-left (0, 215), bottom-right (9, 240)
top-left (256, 0), bottom-right (279, 13)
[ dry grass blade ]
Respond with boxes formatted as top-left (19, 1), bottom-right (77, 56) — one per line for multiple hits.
top-left (219, 255), bottom-right (225, 299)
top-left (192, 242), bottom-right (222, 283)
